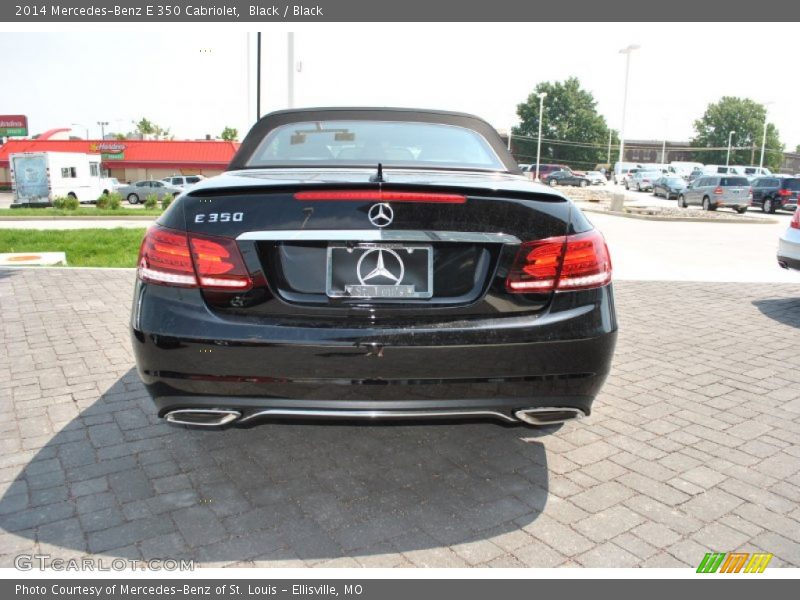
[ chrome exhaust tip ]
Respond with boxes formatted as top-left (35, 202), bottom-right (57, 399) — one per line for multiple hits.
top-left (514, 407), bottom-right (586, 426)
top-left (165, 409), bottom-right (241, 427)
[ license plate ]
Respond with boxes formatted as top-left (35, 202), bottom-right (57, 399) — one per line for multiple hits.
top-left (326, 243), bottom-right (433, 298)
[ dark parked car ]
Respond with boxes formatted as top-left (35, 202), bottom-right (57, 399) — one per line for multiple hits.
top-left (652, 176), bottom-right (687, 199)
top-left (131, 108), bottom-right (617, 429)
top-left (547, 170), bottom-right (591, 187)
top-left (678, 175), bottom-right (752, 213)
top-left (525, 163), bottom-right (572, 180)
top-left (750, 176), bottom-right (799, 213)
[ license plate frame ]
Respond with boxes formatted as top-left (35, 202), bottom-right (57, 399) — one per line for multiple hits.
top-left (326, 243), bottom-right (433, 299)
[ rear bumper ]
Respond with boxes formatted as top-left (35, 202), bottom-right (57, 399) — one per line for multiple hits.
top-left (131, 282), bottom-right (618, 426)
top-left (778, 229), bottom-right (800, 270)
top-left (716, 199), bottom-right (751, 208)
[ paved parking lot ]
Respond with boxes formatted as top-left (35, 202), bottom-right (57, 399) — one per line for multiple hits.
top-left (0, 268), bottom-right (799, 568)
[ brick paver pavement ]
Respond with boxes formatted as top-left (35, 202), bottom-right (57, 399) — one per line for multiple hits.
top-left (0, 269), bottom-right (798, 568)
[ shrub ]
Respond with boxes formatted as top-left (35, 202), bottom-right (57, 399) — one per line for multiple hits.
top-left (144, 193), bottom-right (159, 209)
top-left (64, 196), bottom-right (79, 210)
top-left (108, 192), bottom-right (122, 210)
top-left (161, 193), bottom-right (174, 211)
top-left (96, 193), bottom-right (110, 209)
top-left (52, 196), bottom-right (67, 209)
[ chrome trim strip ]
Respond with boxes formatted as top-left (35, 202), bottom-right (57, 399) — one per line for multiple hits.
top-left (236, 230), bottom-right (520, 244)
top-left (237, 408), bottom-right (517, 424)
top-left (165, 409), bottom-right (241, 427)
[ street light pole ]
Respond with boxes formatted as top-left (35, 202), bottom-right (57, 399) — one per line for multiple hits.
top-left (759, 102), bottom-right (774, 170)
top-left (726, 130), bottom-right (736, 167)
top-left (97, 121), bottom-right (109, 140)
top-left (534, 92), bottom-right (547, 182)
top-left (607, 128), bottom-right (612, 166)
top-left (618, 44), bottom-right (640, 166)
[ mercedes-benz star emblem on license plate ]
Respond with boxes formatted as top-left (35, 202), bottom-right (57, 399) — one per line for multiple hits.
top-left (357, 248), bottom-right (404, 286)
top-left (368, 203), bottom-right (393, 227)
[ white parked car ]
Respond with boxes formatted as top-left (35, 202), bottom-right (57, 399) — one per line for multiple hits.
top-left (161, 175), bottom-right (206, 190)
top-left (584, 171), bottom-right (607, 185)
top-left (777, 208), bottom-right (800, 272)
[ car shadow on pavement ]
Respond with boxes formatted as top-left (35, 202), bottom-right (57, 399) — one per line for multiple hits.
top-left (0, 368), bottom-right (550, 566)
top-left (752, 297), bottom-right (800, 329)
top-left (0, 268), bottom-right (22, 281)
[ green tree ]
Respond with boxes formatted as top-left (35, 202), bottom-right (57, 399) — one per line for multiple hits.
top-left (513, 77), bottom-right (618, 170)
top-left (795, 144), bottom-right (800, 154)
top-left (135, 118), bottom-right (155, 136)
top-left (220, 126), bottom-right (238, 141)
top-left (691, 97), bottom-right (783, 171)
top-left (135, 118), bottom-right (172, 140)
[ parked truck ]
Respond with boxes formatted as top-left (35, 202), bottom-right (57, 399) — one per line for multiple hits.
top-left (9, 151), bottom-right (109, 207)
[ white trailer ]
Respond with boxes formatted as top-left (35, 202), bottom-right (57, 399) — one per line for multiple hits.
top-left (9, 151), bottom-right (108, 206)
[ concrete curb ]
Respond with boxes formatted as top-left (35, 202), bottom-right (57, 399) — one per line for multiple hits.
top-left (579, 207), bottom-right (778, 224)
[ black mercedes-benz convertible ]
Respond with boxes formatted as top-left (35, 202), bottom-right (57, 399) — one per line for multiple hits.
top-left (131, 107), bottom-right (617, 428)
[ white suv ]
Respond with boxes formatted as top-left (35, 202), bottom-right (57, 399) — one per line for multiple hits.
top-left (161, 175), bottom-right (205, 190)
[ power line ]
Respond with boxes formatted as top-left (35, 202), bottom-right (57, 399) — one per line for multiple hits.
top-left (509, 132), bottom-right (783, 153)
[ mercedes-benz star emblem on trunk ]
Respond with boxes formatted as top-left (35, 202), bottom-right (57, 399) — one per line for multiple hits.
top-left (357, 248), bottom-right (405, 286)
top-left (368, 203), bottom-right (394, 227)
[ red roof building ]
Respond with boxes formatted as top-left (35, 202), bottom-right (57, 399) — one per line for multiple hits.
top-left (0, 139), bottom-right (240, 186)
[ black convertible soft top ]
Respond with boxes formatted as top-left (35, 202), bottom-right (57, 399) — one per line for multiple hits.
top-left (228, 107), bottom-right (521, 173)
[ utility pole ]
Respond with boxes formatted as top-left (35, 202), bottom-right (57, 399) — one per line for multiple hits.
top-left (618, 44), bottom-right (640, 165)
top-left (534, 92), bottom-right (547, 182)
top-left (97, 121), bottom-right (108, 140)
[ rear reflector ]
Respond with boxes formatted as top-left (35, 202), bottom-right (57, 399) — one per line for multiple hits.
top-left (506, 229), bottom-right (612, 293)
top-left (294, 190), bottom-right (467, 203)
top-left (138, 225), bottom-right (253, 290)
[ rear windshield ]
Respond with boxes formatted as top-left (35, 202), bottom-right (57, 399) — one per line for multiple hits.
top-left (665, 178), bottom-right (684, 185)
top-left (720, 177), bottom-right (749, 186)
top-left (246, 120), bottom-right (504, 170)
top-left (782, 178), bottom-right (800, 190)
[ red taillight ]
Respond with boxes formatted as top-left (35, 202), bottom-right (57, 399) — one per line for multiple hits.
top-left (506, 230), bottom-right (612, 293)
top-left (138, 225), bottom-right (252, 290)
top-left (778, 188), bottom-right (793, 197)
top-left (790, 209), bottom-right (800, 230)
top-left (137, 226), bottom-right (195, 287)
top-left (713, 187), bottom-right (724, 195)
top-left (294, 190), bottom-right (466, 203)
top-left (189, 236), bottom-right (252, 289)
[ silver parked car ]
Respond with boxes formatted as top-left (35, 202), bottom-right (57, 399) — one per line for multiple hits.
top-left (678, 175), bottom-right (752, 213)
top-left (627, 170), bottom-right (661, 192)
top-left (117, 180), bottom-right (182, 204)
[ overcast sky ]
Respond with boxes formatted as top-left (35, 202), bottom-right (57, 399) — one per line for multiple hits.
top-left (2, 24), bottom-right (799, 150)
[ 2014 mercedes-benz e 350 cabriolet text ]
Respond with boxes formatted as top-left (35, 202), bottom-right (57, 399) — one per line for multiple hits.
top-left (131, 108), bottom-right (617, 429)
